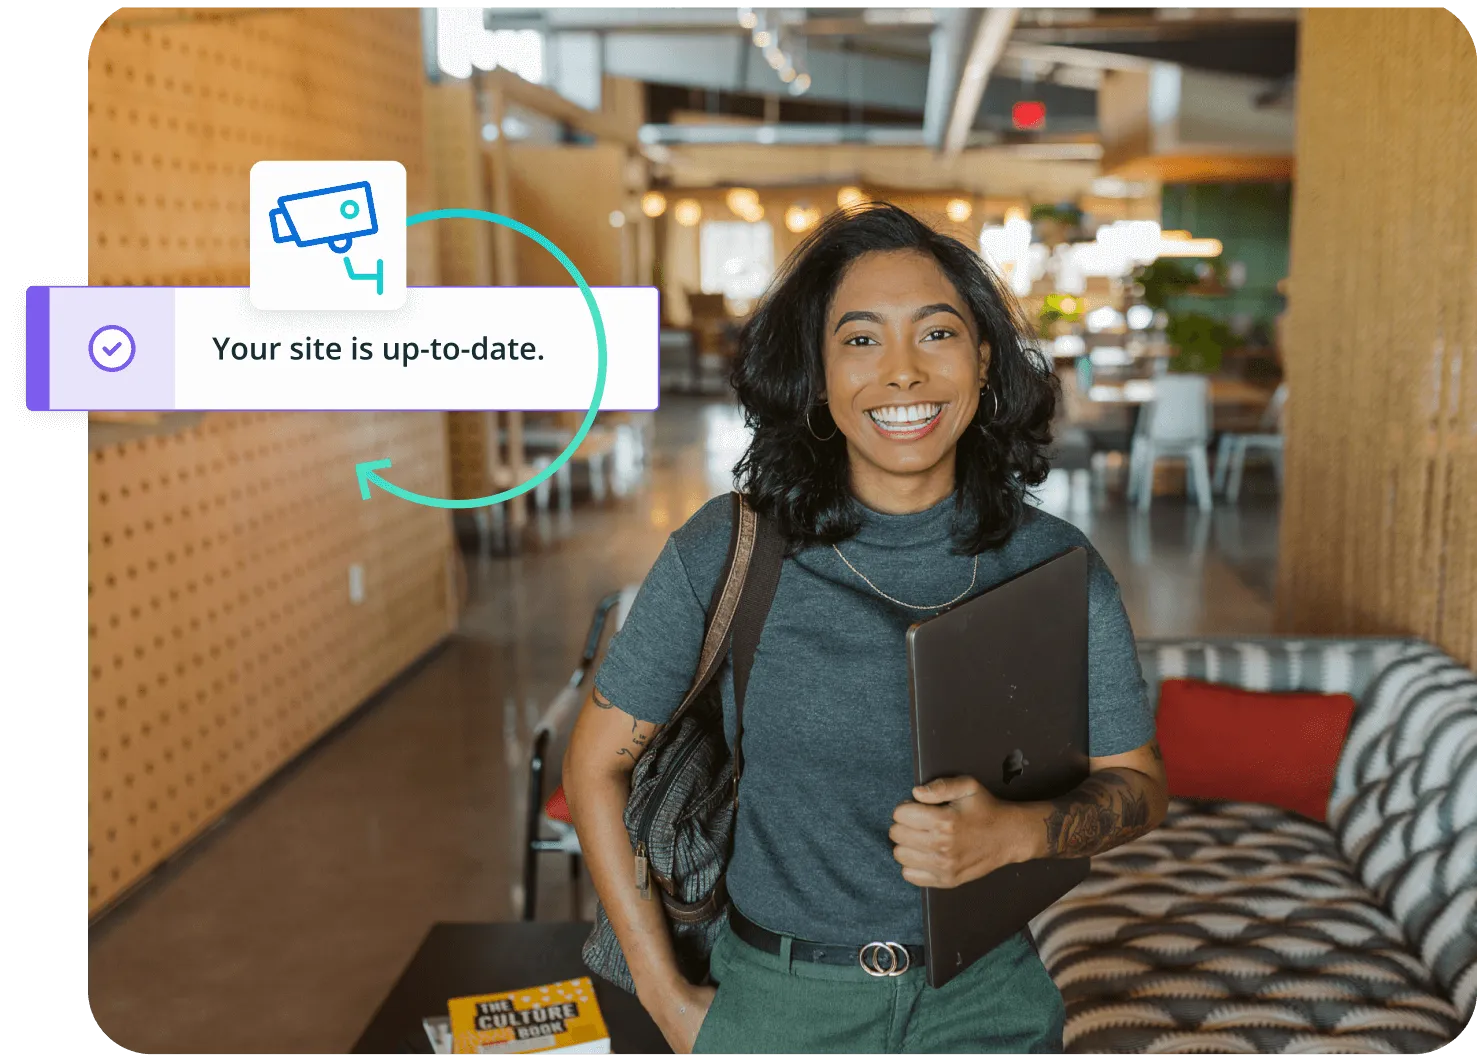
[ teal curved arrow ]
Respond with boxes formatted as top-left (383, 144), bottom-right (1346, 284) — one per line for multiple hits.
top-left (357, 208), bottom-right (608, 509)
top-left (356, 458), bottom-right (515, 510)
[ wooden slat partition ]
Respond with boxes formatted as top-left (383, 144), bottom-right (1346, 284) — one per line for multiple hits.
top-left (425, 77), bottom-right (507, 501)
top-left (1277, 9), bottom-right (1477, 667)
top-left (88, 8), bottom-right (455, 915)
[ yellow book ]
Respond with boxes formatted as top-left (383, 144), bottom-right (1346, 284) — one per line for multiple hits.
top-left (447, 976), bottom-right (611, 1054)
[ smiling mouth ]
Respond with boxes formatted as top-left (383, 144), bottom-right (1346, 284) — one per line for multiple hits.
top-left (865, 401), bottom-right (946, 439)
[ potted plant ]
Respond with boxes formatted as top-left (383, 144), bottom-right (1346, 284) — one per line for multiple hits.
top-left (1164, 312), bottom-right (1232, 373)
top-left (1030, 203), bottom-right (1084, 247)
top-left (1037, 292), bottom-right (1085, 340)
top-left (1134, 258), bottom-right (1199, 310)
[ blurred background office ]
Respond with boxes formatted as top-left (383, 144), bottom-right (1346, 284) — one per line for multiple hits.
top-left (85, 8), bottom-right (1475, 1051)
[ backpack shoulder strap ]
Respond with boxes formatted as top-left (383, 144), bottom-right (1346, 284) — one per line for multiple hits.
top-left (664, 492), bottom-right (783, 769)
top-left (728, 497), bottom-right (784, 783)
top-left (665, 493), bottom-right (761, 724)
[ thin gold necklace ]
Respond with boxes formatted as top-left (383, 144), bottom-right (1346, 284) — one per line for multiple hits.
top-left (831, 545), bottom-right (980, 611)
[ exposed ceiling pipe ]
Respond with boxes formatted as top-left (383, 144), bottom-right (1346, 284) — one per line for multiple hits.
top-left (636, 121), bottom-right (1103, 159)
top-left (922, 9), bottom-right (973, 151)
top-left (941, 8), bottom-right (1019, 162)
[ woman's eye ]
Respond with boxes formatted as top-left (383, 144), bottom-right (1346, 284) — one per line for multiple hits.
top-left (922, 328), bottom-right (955, 341)
top-left (842, 333), bottom-right (879, 347)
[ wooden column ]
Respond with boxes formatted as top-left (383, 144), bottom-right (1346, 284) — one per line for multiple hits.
top-left (425, 77), bottom-right (508, 505)
top-left (484, 76), bottom-right (528, 535)
top-left (1276, 9), bottom-right (1477, 666)
top-left (637, 210), bottom-right (656, 288)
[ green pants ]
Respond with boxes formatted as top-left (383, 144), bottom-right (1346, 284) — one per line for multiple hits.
top-left (692, 920), bottom-right (1066, 1054)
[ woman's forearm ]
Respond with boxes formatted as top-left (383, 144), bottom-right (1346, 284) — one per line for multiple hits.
top-left (1011, 767), bottom-right (1167, 860)
top-left (564, 762), bottom-right (691, 1010)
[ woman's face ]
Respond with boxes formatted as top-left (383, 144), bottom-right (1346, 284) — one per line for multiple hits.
top-left (822, 249), bottom-right (989, 489)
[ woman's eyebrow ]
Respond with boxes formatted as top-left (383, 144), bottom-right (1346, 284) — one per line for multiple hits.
top-left (912, 303), bottom-right (965, 323)
top-left (833, 309), bottom-right (883, 332)
top-left (832, 304), bottom-right (965, 333)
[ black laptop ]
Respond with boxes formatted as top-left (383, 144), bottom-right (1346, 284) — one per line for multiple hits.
top-left (905, 546), bottom-right (1091, 988)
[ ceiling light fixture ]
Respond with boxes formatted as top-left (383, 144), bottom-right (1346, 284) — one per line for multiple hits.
top-left (785, 204), bottom-right (820, 233)
top-left (673, 199), bottom-right (703, 227)
top-left (641, 191), bottom-right (667, 218)
top-left (1155, 237), bottom-right (1223, 258)
top-left (726, 187), bottom-right (760, 215)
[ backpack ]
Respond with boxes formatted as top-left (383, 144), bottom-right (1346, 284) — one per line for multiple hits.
top-left (582, 492), bottom-right (784, 991)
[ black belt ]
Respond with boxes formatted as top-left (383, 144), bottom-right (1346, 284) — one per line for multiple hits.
top-left (729, 908), bottom-right (926, 977)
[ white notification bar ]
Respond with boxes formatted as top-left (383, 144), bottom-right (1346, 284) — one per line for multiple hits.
top-left (28, 285), bottom-right (658, 412)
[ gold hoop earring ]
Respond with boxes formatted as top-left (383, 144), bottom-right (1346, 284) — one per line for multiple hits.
top-left (806, 404), bottom-right (838, 442)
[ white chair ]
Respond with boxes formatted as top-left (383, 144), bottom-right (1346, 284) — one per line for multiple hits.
top-left (1127, 374), bottom-right (1213, 512)
top-left (1214, 382), bottom-right (1287, 503)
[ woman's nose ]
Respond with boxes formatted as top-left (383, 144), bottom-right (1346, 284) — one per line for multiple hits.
top-left (879, 341), bottom-right (927, 390)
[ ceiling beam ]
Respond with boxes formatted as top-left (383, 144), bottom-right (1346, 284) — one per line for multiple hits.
top-left (941, 8), bottom-right (1019, 162)
top-left (1003, 42), bottom-right (1154, 72)
top-left (478, 68), bottom-right (642, 150)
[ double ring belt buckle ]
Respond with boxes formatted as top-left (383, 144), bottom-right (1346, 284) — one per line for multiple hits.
top-left (858, 940), bottom-right (911, 977)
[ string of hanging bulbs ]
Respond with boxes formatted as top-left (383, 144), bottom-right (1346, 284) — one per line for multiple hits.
top-left (737, 8), bottom-right (811, 96)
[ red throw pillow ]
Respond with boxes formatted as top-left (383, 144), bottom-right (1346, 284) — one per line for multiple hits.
top-left (1155, 679), bottom-right (1357, 822)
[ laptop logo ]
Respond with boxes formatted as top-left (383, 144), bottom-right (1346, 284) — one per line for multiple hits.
top-left (1002, 748), bottom-right (1029, 785)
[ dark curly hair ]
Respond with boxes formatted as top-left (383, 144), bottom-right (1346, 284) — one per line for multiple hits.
top-left (730, 202), bottom-right (1059, 555)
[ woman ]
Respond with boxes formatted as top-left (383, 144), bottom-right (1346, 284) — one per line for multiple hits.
top-left (565, 203), bottom-right (1168, 1054)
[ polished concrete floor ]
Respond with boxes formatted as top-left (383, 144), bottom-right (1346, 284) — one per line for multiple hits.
top-left (87, 396), bottom-right (1280, 1053)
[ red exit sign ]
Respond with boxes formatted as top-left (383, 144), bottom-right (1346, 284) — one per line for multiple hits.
top-left (1012, 100), bottom-right (1046, 130)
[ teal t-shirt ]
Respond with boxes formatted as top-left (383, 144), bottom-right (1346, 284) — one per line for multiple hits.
top-left (594, 493), bottom-right (1153, 945)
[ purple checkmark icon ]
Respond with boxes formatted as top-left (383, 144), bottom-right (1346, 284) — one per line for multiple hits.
top-left (89, 324), bottom-right (137, 372)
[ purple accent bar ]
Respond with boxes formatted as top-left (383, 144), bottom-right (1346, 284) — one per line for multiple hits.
top-left (26, 286), bottom-right (48, 410)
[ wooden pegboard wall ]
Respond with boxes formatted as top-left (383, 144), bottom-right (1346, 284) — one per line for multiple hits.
top-left (1277, 9), bottom-right (1477, 667)
top-left (88, 10), bottom-right (455, 914)
top-left (89, 8), bottom-right (438, 285)
top-left (89, 413), bottom-right (455, 913)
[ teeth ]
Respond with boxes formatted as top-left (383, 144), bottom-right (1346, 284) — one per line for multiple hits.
top-left (868, 402), bottom-right (942, 426)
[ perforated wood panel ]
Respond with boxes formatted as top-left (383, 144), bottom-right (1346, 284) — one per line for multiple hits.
top-left (88, 9), bottom-right (454, 914)
top-left (1277, 9), bottom-right (1477, 668)
top-left (88, 8), bottom-right (438, 286)
top-left (88, 414), bottom-right (454, 912)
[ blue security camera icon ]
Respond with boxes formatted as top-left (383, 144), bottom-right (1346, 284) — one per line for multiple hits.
top-left (269, 181), bottom-right (378, 254)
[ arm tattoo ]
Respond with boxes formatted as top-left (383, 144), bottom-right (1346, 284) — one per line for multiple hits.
top-left (592, 688), bottom-right (615, 709)
top-left (1042, 770), bottom-right (1155, 858)
top-left (615, 717), bottom-right (651, 760)
top-left (1149, 741), bottom-right (1163, 762)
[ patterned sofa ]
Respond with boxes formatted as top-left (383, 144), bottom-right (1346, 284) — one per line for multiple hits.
top-left (1032, 637), bottom-right (1477, 1054)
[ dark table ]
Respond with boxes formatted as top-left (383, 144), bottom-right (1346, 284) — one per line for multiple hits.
top-left (353, 922), bottom-right (670, 1054)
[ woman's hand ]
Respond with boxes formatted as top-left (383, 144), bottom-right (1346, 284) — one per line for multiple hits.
top-left (891, 746), bottom-right (1170, 886)
top-left (889, 776), bottom-right (1033, 888)
top-left (646, 982), bottom-right (716, 1054)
